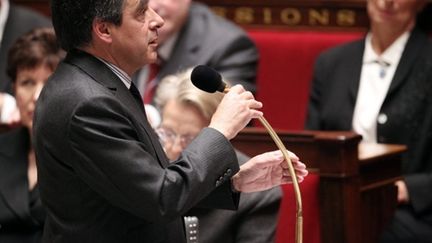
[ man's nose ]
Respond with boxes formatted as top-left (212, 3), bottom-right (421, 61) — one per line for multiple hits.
top-left (149, 6), bottom-right (164, 30)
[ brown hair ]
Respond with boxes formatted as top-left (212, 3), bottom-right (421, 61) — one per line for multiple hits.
top-left (7, 27), bottom-right (65, 81)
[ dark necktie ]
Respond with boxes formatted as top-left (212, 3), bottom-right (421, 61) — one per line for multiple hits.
top-left (129, 82), bottom-right (145, 113)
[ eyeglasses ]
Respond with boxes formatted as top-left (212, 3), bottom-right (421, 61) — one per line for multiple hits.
top-left (155, 127), bottom-right (196, 149)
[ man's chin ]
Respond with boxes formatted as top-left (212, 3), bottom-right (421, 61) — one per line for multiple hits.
top-left (147, 53), bottom-right (158, 64)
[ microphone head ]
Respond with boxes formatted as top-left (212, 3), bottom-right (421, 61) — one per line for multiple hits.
top-left (191, 65), bottom-right (226, 93)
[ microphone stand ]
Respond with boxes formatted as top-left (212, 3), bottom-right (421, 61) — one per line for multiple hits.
top-left (223, 87), bottom-right (303, 243)
top-left (257, 116), bottom-right (303, 243)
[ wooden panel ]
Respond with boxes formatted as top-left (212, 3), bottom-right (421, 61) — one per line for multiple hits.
top-left (11, 0), bottom-right (431, 31)
top-left (12, 0), bottom-right (50, 16)
top-left (232, 128), bottom-right (406, 243)
top-left (198, 0), bottom-right (432, 31)
top-left (199, 0), bottom-right (369, 31)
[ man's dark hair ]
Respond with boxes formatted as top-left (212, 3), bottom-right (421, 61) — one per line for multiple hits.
top-left (51, 0), bottom-right (125, 51)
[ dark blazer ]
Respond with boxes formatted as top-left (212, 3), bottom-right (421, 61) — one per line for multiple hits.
top-left (305, 29), bottom-right (432, 239)
top-left (33, 50), bottom-right (241, 243)
top-left (187, 151), bottom-right (282, 243)
top-left (136, 2), bottom-right (258, 93)
top-left (0, 4), bottom-right (51, 93)
top-left (0, 127), bottom-right (45, 243)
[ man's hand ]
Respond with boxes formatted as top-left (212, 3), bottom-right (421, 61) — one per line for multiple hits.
top-left (231, 150), bottom-right (308, 193)
top-left (209, 85), bottom-right (262, 140)
top-left (395, 180), bottom-right (409, 204)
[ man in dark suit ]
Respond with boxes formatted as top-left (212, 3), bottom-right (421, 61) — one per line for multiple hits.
top-left (134, 0), bottom-right (258, 102)
top-left (305, 0), bottom-right (432, 242)
top-left (33, 1), bottom-right (304, 242)
top-left (0, 0), bottom-right (50, 124)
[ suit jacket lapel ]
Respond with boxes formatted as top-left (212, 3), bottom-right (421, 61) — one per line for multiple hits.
top-left (347, 40), bottom-right (365, 104)
top-left (0, 128), bottom-right (31, 222)
top-left (387, 28), bottom-right (428, 96)
top-left (65, 51), bottom-right (169, 167)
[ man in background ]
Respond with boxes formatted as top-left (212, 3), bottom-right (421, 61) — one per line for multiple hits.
top-left (134, 0), bottom-right (258, 105)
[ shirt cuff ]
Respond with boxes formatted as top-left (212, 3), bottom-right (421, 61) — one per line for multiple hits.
top-left (0, 93), bottom-right (17, 123)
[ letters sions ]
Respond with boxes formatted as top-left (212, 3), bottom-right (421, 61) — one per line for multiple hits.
top-left (211, 6), bottom-right (362, 29)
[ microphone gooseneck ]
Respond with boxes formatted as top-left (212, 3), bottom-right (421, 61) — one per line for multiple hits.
top-left (191, 65), bottom-right (226, 93)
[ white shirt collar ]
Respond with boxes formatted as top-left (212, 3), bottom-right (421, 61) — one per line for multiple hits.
top-left (0, 0), bottom-right (10, 46)
top-left (353, 31), bottom-right (410, 143)
top-left (363, 31), bottom-right (410, 66)
top-left (96, 57), bottom-right (132, 89)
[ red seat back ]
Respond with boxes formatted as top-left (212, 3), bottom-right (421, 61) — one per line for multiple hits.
top-left (276, 173), bottom-right (320, 243)
top-left (246, 30), bottom-right (364, 243)
top-left (247, 30), bottom-right (363, 130)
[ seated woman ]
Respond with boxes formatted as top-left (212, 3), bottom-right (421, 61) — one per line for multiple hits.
top-left (0, 27), bottom-right (64, 243)
top-left (305, 0), bottom-right (432, 241)
top-left (154, 68), bottom-right (307, 243)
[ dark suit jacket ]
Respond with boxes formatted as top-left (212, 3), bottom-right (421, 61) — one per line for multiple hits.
top-left (305, 28), bottom-right (432, 237)
top-left (187, 151), bottom-right (282, 243)
top-left (33, 50), bottom-right (241, 243)
top-left (0, 127), bottom-right (45, 243)
top-left (0, 4), bottom-right (50, 93)
top-left (136, 2), bottom-right (258, 93)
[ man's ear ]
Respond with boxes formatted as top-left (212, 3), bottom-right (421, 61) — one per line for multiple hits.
top-left (92, 19), bottom-right (112, 44)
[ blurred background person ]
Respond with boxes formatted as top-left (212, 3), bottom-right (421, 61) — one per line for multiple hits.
top-left (154, 68), bottom-right (290, 243)
top-left (305, 0), bottom-right (432, 242)
top-left (0, 27), bottom-right (64, 243)
top-left (0, 0), bottom-right (51, 125)
top-left (134, 0), bottom-right (258, 107)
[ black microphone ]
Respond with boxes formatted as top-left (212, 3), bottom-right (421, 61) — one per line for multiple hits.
top-left (190, 65), bottom-right (228, 93)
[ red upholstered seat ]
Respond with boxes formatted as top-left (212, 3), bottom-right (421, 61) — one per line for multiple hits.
top-left (276, 173), bottom-right (320, 243)
top-left (247, 30), bottom-right (363, 130)
top-left (246, 30), bottom-right (364, 243)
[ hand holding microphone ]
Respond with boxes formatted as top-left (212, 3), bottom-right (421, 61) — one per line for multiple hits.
top-left (211, 85), bottom-right (262, 140)
top-left (191, 65), bottom-right (263, 140)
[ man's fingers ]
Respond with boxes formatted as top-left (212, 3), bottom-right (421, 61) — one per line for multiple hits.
top-left (250, 109), bottom-right (264, 119)
top-left (229, 84), bottom-right (246, 94)
top-left (281, 172), bottom-right (306, 184)
top-left (240, 90), bottom-right (255, 99)
top-left (248, 100), bottom-right (263, 110)
top-left (293, 160), bottom-right (306, 170)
